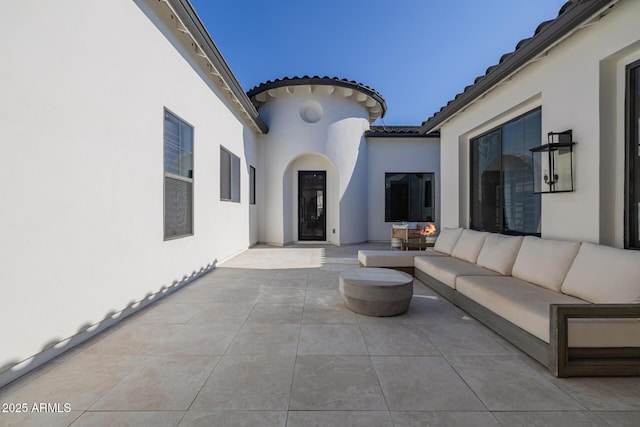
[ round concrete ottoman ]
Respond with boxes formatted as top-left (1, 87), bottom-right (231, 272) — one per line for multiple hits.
top-left (339, 268), bottom-right (413, 316)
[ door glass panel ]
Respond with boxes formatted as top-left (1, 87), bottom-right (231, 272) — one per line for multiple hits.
top-left (630, 64), bottom-right (640, 247)
top-left (299, 171), bottom-right (326, 240)
top-left (471, 130), bottom-right (501, 232)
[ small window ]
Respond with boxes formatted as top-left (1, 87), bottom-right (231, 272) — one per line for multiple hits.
top-left (220, 146), bottom-right (240, 202)
top-left (164, 109), bottom-right (193, 239)
top-left (385, 172), bottom-right (435, 222)
top-left (249, 165), bottom-right (256, 205)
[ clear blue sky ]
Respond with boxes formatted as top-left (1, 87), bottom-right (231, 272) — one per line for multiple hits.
top-left (189, 0), bottom-right (568, 125)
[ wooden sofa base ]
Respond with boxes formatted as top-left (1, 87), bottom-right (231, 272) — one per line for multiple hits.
top-left (414, 269), bottom-right (456, 304)
top-left (551, 304), bottom-right (640, 377)
top-left (416, 272), bottom-right (640, 377)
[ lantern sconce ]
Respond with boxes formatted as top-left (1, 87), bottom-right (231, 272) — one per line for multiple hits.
top-left (530, 130), bottom-right (576, 194)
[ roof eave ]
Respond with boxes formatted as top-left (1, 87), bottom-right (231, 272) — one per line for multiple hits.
top-left (419, 0), bottom-right (617, 134)
top-left (168, 0), bottom-right (269, 133)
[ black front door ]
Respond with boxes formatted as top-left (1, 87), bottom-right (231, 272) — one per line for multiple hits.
top-left (298, 171), bottom-right (326, 241)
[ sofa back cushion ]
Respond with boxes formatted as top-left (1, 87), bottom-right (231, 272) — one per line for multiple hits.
top-left (511, 236), bottom-right (580, 292)
top-left (451, 229), bottom-right (488, 264)
top-left (476, 234), bottom-right (524, 275)
top-left (433, 227), bottom-right (463, 255)
top-left (561, 242), bottom-right (640, 303)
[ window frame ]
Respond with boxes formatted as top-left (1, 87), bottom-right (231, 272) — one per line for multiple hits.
top-left (625, 59), bottom-right (640, 249)
top-left (220, 146), bottom-right (240, 203)
top-left (469, 107), bottom-right (541, 236)
top-left (163, 108), bottom-right (194, 240)
top-left (384, 172), bottom-right (436, 222)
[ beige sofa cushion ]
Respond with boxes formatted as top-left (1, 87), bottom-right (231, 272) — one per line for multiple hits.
top-left (433, 227), bottom-right (463, 255)
top-left (451, 229), bottom-right (488, 263)
top-left (511, 236), bottom-right (580, 292)
top-left (561, 242), bottom-right (640, 303)
top-left (476, 234), bottom-right (524, 275)
top-left (456, 275), bottom-right (587, 343)
top-left (414, 256), bottom-right (499, 289)
top-left (358, 250), bottom-right (444, 268)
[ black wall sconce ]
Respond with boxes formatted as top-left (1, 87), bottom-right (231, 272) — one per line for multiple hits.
top-left (530, 130), bottom-right (576, 193)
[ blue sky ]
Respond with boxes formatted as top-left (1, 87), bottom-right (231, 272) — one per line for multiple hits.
top-left (189, 0), bottom-right (568, 125)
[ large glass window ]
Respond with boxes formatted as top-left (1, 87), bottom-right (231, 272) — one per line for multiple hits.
top-left (220, 146), bottom-right (240, 202)
top-left (385, 172), bottom-right (435, 222)
top-left (626, 60), bottom-right (640, 249)
top-left (164, 110), bottom-right (194, 239)
top-left (470, 108), bottom-right (541, 235)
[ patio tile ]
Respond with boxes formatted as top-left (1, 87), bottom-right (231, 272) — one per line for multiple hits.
top-left (90, 355), bottom-right (219, 410)
top-left (594, 412), bottom-right (640, 427)
top-left (391, 411), bottom-right (500, 427)
top-left (286, 411), bottom-right (393, 427)
top-left (406, 298), bottom-right (473, 324)
top-left (360, 323), bottom-right (439, 355)
top-left (304, 289), bottom-right (343, 305)
top-left (268, 278), bottom-right (308, 289)
top-left (136, 302), bottom-right (206, 323)
top-left (274, 268), bottom-right (310, 279)
top-left (258, 288), bottom-right (306, 305)
top-left (419, 322), bottom-right (517, 356)
top-left (226, 323), bottom-right (300, 355)
top-left (84, 322), bottom-right (183, 355)
top-left (448, 355), bottom-right (585, 411)
top-left (190, 355), bottom-right (296, 410)
top-left (301, 304), bottom-right (358, 324)
top-left (178, 410), bottom-right (286, 426)
top-left (151, 323), bottom-right (239, 355)
top-left (0, 353), bottom-right (144, 410)
top-left (246, 303), bottom-right (304, 323)
top-left (188, 303), bottom-right (254, 324)
top-left (71, 411), bottom-right (184, 426)
top-left (207, 288), bottom-right (265, 304)
top-left (371, 356), bottom-right (485, 411)
top-left (549, 377), bottom-right (640, 411)
top-left (492, 411), bottom-right (608, 427)
top-left (289, 355), bottom-right (387, 410)
top-left (160, 284), bottom-right (222, 303)
top-left (236, 270), bottom-right (277, 285)
top-left (355, 311), bottom-right (415, 325)
top-left (217, 278), bottom-right (271, 290)
top-left (0, 411), bottom-right (82, 427)
top-left (298, 324), bottom-right (368, 355)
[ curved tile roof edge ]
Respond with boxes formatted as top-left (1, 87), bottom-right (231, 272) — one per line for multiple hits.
top-left (365, 125), bottom-right (440, 138)
top-left (419, 0), bottom-right (616, 134)
top-left (247, 76), bottom-right (387, 118)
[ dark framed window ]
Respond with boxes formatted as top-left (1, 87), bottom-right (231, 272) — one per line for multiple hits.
top-left (385, 172), bottom-right (435, 222)
top-left (249, 165), bottom-right (256, 205)
top-left (626, 59), bottom-right (640, 249)
top-left (220, 146), bottom-right (240, 202)
top-left (470, 108), bottom-right (541, 235)
top-left (163, 109), bottom-right (194, 239)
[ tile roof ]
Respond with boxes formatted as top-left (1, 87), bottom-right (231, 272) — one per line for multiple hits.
top-left (365, 126), bottom-right (439, 138)
top-left (419, 0), bottom-right (617, 133)
top-left (247, 75), bottom-right (387, 118)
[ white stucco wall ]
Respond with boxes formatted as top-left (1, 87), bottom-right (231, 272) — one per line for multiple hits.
top-left (438, 0), bottom-right (640, 246)
top-left (0, 0), bottom-right (258, 383)
top-left (257, 89), bottom-right (370, 245)
top-left (366, 137), bottom-right (441, 241)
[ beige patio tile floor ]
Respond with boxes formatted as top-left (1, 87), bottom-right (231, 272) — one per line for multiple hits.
top-left (1, 243), bottom-right (639, 426)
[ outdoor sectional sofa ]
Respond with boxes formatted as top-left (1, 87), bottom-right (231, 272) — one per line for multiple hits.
top-left (361, 228), bottom-right (640, 377)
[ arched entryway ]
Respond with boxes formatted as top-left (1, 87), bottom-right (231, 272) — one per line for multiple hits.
top-left (284, 153), bottom-right (338, 244)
